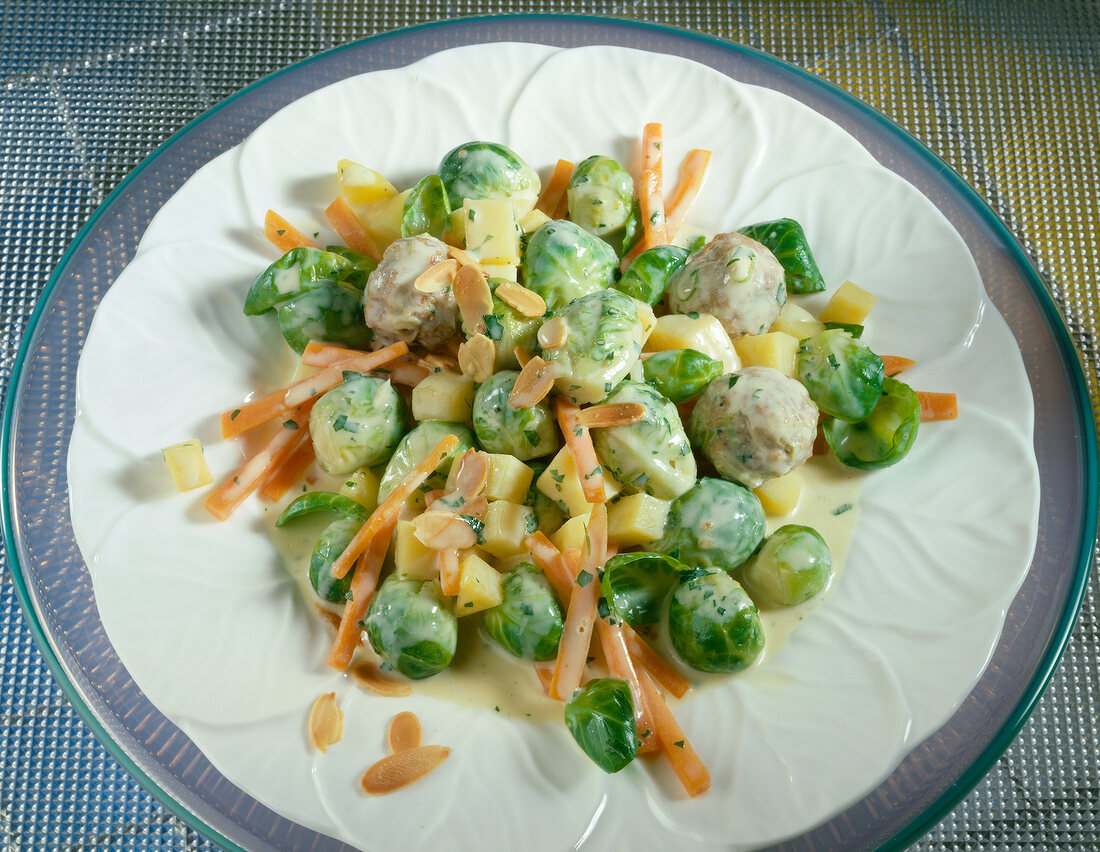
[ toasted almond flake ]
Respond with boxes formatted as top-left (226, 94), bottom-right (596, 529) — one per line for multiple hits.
top-left (536, 316), bottom-right (567, 350)
top-left (436, 547), bottom-right (461, 596)
top-left (413, 258), bottom-right (458, 294)
top-left (350, 661), bottom-right (413, 697)
top-left (308, 692), bottom-right (344, 753)
top-left (453, 267), bottom-right (494, 335)
top-left (418, 353), bottom-right (460, 374)
top-left (413, 510), bottom-right (478, 550)
top-left (316, 605), bottom-right (342, 631)
top-left (457, 333), bottom-right (495, 383)
top-left (387, 712), bottom-right (423, 753)
top-left (576, 402), bottom-right (647, 428)
top-left (495, 280), bottom-right (546, 318)
top-left (514, 346), bottom-right (531, 367)
top-left (509, 356), bottom-right (556, 409)
top-left (444, 449), bottom-right (490, 499)
top-left (446, 245), bottom-right (488, 276)
top-left (360, 745), bottom-right (450, 795)
top-left (423, 488), bottom-right (446, 509)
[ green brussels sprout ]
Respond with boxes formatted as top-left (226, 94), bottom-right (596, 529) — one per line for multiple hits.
top-left (471, 371), bottom-right (560, 461)
top-left (483, 284), bottom-right (541, 370)
top-left (363, 576), bottom-right (457, 679)
top-left (244, 247), bottom-right (366, 316)
top-left (567, 155), bottom-right (635, 239)
top-left (823, 376), bottom-right (920, 470)
top-left (325, 245), bottom-right (378, 289)
top-left (276, 282), bottom-right (374, 354)
top-left (520, 220), bottom-right (618, 313)
top-left (275, 490), bottom-right (369, 527)
top-left (438, 141), bottom-right (540, 216)
top-left (615, 245), bottom-right (689, 305)
top-left (657, 477), bottom-right (765, 573)
top-left (738, 218), bottom-right (826, 294)
top-left (542, 289), bottom-right (645, 405)
top-left (601, 551), bottom-right (687, 627)
top-left (309, 375), bottom-right (408, 475)
top-left (824, 321), bottom-right (863, 338)
top-left (591, 382), bottom-right (696, 500)
top-left (739, 524), bottom-right (833, 607)
top-left (641, 348), bottom-right (723, 404)
top-left (796, 328), bottom-right (885, 422)
top-left (377, 421), bottom-right (477, 503)
top-left (524, 461), bottom-right (566, 534)
top-left (667, 568), bottom-right (764, 673)
top-left (309, 517), bottom-right (359, 603)
top-left (401, 174), bottom-right (452, 239)
top-left (563, 678), bottom-right (637, 773)
top-left (482, 564), bottom-right (564, 661)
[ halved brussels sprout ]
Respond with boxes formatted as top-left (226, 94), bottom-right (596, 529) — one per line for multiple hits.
top-left (796, 328), bottom-right (885, 422)
top-left (325, 245), bottom-right (378, 289)
top-left (482, 564), bottom-right (563, 661)
top-left (472, 371), bottom-right (559, 461)
top-left (377, 421), bottom-right (477, 503)
top-left (563, 678), bottom-right (637, 773)
top-left (823, 376), bottom-right (920, 470)
top-left (524, 461), bottom-right (566, 534)
top-left (401, 174), bottom-right (452, 239)
top-left (275, 491), bottom-right (369, 527)
top-left (363, 576), bottom-right (457, 679)
top-left (601, 551), bottom-right (687, 627)
top-left (667, 568), bottom-right (764, 673)
top-left (276, 282), bottom-right (374, 353)
top-left (567, 155), bottom-right (635, 238)
top-left (641, 348), bottom-right (723, 404)
top-left (615, 245), bottom-right (689, 305)
top-left (738, 218), bottom-right (826, 294)
top-left (520, 219), bottom-right (618, 313)
top-left (309, 375), bottom-right (408, 475)
top-left (739, 524), bottom-right (833, 607)
top-left (309, 517), bottom-right (359, 603)
top-left (483, 284), bottom-right (541, 369)
top-left (244, 247), bottom-right (364, 316)
top-left (656, 477), bottom-right (765, 573)
top-left (438, 141), bottom-right (540, 216)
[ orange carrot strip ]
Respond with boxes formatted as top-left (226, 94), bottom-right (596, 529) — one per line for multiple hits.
top-left (881, 355), bottom-right (916, 377)
top-left (642, 122), bottom-right (663, 178)
top-left (524, 532), bottom-right (575, 604)
top-left (535, 159), bottom-right (574, 218)
top-left (437, 548), bottom-right (461, 597)
top-left (330, 434), bottom-right (459, 580)
top-left (327, 516), bottom-right (396, 670)
top-left (534, 664), bottom-right (554, 695)
top-left (665, 149), bottom-right (711, 239)
top-left (220, 342), bottom-right (408, 438)
top-left (301, 343), bottom-right (429, 386)
top-left (637, 670), bottom-right (710, 797)
top-left (259, 433), bottom-right (316, 502)
top-left (597, 618), bottom-right (659, 754)
top-left (624, 625), bottom-right (690, 699)
top-left (324, 196), bottom-right (381, 262)
top-left (204, 404), bottom-right (313, 521)
top-left (917, 391), bottom-right (958, 421)
top-left (639, 169), bottom-right (668, 249)
top-left (264, 209), bottom-right (320, 253)
top-left (555, 398), bottom-right (606, 504)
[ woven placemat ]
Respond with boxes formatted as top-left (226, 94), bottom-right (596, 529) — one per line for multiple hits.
top-left (1, 2), bottom-right (1096, 849)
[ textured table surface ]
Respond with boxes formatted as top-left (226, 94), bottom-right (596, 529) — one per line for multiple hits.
top-left (1, 2), bottom-right (1097, 850)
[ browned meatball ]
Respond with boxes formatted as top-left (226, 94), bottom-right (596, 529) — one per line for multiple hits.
top-left (363, 234), bottom-right (459, 349)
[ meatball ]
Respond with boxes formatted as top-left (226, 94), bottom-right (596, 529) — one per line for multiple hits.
top-left (363, 234), bottom-right (458, 349)
top-left (688, 366), bottom-right (817, 488)
top-left (667, 232), bottom-right (786, 337)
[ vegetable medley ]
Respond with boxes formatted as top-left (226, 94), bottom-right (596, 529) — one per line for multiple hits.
top-left (172, 124), bottom-right (958, 796)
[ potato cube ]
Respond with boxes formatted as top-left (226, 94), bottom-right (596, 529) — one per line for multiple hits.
top-left (162, 440), bottom-right (212, 492)
top-left (457, 551), bottom-right (504, 615)
top-left (518, 208), bottom-right (551, 235)
top-left (754, 468), bottom-right (803, 516)
top-left (537, 446), bottom-right (619, 518)
top-left (485, 454), bottom-right (534, 503)
top-left (552, 515), bottom-right (591, 553)
top-left (463, 199), bottom-right (520, 265)
top-left (819, 281), bottom-right (877, 325)
top-left (482, 263), bottom-right (518, 281)
top-left (394, 520), bottom-right (438, 580)
top-left (481, 500), bottom-right (536, 558)
top-left (339, 467), bottom-right (380, 510)
top-left (734, 332), bottom-right (800, 377)
top-left (770, 301), bottom-right (825, 340)
top-left (644, 313), bottom-right (740, 373)
top-left (337, 159), bottom-right (398, 205)
top-left (356, 188), bottom-right (411, 251)
top-left (412, 371), bottom-right (475, 423)
top-left (607, 493), bottom-right (671, 546)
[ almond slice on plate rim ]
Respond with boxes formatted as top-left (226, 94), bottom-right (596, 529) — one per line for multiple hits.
top-left (413, 258), bottom-right (458, 294)
top-left (495, 280), bottom-right (546, 318)
top-left (576, 402), bottom-right (647, 428)
top-left (386, 712), bottom-right (423, 753)
top-left (509, 355), bottom-right (556, 409)
top-left (360, 745), bottom-right (451, 795)
top-left (350, 661), bottom-right (413, 697)
top-left (308, 692), bottom-right (344, 753)
top-left (457, 333), bottom-right (495, 383)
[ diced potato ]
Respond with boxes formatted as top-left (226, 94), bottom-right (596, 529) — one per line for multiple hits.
top-left (356, 188), bottom-right (411, 252)
top-left (481, 500), bottom-right (536, 558)
top-left (494, 553), bottom-right (533, 573)
top-left (411, 371), bottom-right (475, 423)
top-left (482, 263), bottom-right (518, 281)
top-left (518, 208), bottom-right (551, 235)
top-left (819, 281), bottom-right (877, 325)
top-left (734, 331), bottom-right (800, 377)
top-left (394, 520), bottom-right (438, 580)
top-left (457, 551), bottom-right (504, 615)
top-left (644, 312), bottom-right (740, 373)
top-left (162, 440), bottom-right (212, 492)
top-left (484, 454), bottom-right (534, 503)
top-left (634, 299), bottom-right (656, 344)
top-left (552, 515), bottom-right (591, 553)
top-left (754, 468), bottom-right (803, 516)
top-left (607, 493), bottom-right (671, 547)
top-left (337, 159), bottom-right (398, 205)
top-left (537, 446), bottom-right (620, 518)
top-left (463, 199), bottom-right (520, 265)
top-left (340, 467), bottom-right (380, 510)
top-left (770, 301), bottom-right (825, 340)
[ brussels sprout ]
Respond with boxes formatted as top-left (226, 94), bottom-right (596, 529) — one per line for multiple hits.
top-left (472, 371), bottom-right (560, 461)
top-left (739, 524), bottom-right (832, 607)
top-left (542, 289), bottom-right (645, 405)
top-left (276, 282), bottom-right (374, 354)
top-left (309, 517), bottom-right (359, 603)
top-left (641, 348), bottom-right (723, 404)
top-left (567, 155), bottom-right (635, 239)
top-left (377, 421), bottom-right (477, 503)
top-left (438, 141), bottom-right (540, 216)
top-left (483, 284), bottom-right (541, 369)
top-left (823, 376), bottom-right (920, 470)
top-left (325, 245), bottom-right (378, 289)
top-left (524, 461), bottom-right (567, 533)
top-left (667, 568), bottom-right (764, 673)
top-left (275, 490), bottom-right (369, 527)
top-left (520, 220), bottom-right (618, 313)
top-left (601, 551), bottom-right (687, 627)
top-left (591, 382), bottom-right (696, 500)
top-left (563, 678), bottom-right (637, 773)
top-left (363, 576), bottom-right (457, 679)
top-left (824, 321), bottom-right (863, 338)
top-left (657, 477), bottom-right (765, 573)
top-left (615, 245), bottom-right (689, 305)
top-left (401, 174), bottom-right (452, 240)
top-left (796, 328), bottom-right (885, 422)
top-left (482, 564), bottom-right (564, 661)
top-left (738, 218), bottom-right (826, 294)
top-left (309, 375), bottom-right (408, 475)
top-left (244, 247), bottom-right (363, 316)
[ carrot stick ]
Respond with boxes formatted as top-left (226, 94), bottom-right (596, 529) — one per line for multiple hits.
top-left (637, 670), bottom-right (711, 797)
top-left (535, 159), bottom-right (574, 218)
top-left (597, 619), bottom-right (659, 754)
top-left (264, 209), bottom-right (320, 253)
top-left (881, 355), bottom-right (916, 377)
top-left (639, 168), bottom-right (668, 249)
top-left (220, 342), bottom-right (408, 438)
top-left (301, 342), bottom-right (430, 386)
top-left (324, 196), bottom-right (381, 262)
top-left (524, 532), bottom-right (575, 604)
top-left (555, 398), bottom-right (606, 504)
top-left (327, 516), bottom-right (397, 670)
top-left (258, 432), bottom-right (315, 502)
top-left (330, 434), bottom-right (459, 580)
top-left (917, 391), bottom-right (958, 421)
top-left (665, 149), bottom-right (711, 240)
top-left (642, 122), bottom-right (663, 178)
top-left (624, 625), bottom-right (690, 699)
top-left (534, 664), bottom-right (554, 695)
top-left (437, 548), bottom-right (461, 597)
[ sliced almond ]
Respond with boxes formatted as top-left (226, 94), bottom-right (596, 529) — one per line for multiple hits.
top-left (447, 245), bottom-right (488, 277)
top-left (308, 692), bottom-right (344, 753)
top-left (350, 661), bottom-right (413, 697)
top-left (509, 356), bottom-right (556, 409)
top-left (360, 745), bottom-right (450, 795)
top-left (576, 402), bottom-right (647, 428)
top-left (418, 353), bottom-right (460, 374)
top-left (445, 449), bottom-right (490, 498)
top-left (436, 547), bottom-right (461, 596)
top-left (413, 258), bottom-right (458, 294)
top-left (453, 266), bottom-right (494, 335)
top-left (495, 280), bottom-right (546, 318)
top-left (387, 712), bottom-right (423, 753)
top-left (423, 488), bottom-right (446, 510)
top-left (536, 316), bottom-right (567, 350)
top-left (413, 510), bottom-right (478, 550)
top-left (514, 346), bottom-right (531, 367)
top-left (457, 333), bottom-right (495, 383)
top-left (315, 604), bottom-right (342, 631)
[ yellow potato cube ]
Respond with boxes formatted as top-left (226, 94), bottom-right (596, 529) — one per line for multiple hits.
top-left (644, 313), bottom-right (740, 373)
top-left (634, 299), bottom-right (656, 344)
top-left (394, 520), bottom-right (438, 580)
top-left (754, 468), bottom-right (803, 516)
top-left (356, 188), bottom-right (411, 252)
top-left (463, 199), bottom-right (520, 265)
top-left (607, 493), bottom-right (671, 547)
top-left (482, 263), bottom-right (518, 281)
top-left (819, 281), bottom-right (877, 325)
top-left (770, 301), bottom-right (825, 340)
top-left (412, 371), bottom-right (475, 423)
top-left (457, 551), bottom-right (503, 615)
top-left (518, 208), bottom-right (551, 235)
top-left (537, 446), bottom-right (619, 518)
top-left (337, 159), bottom-right (398, 205)
top-left (484, 454), bottom-right (534, 503)
top-left (162, 440), bottom-right (212, 492)
top-left (552, 515), bottom-right (591, 553)
top-left (339, 467), bottom-right (380, 510)
top-left (481, 500), bottom-right (536, 558)
top-left (733, 332), bottom-right (800, 377)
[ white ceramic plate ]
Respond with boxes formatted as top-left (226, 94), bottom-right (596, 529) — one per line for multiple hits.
top-left (69, 43), bottom-right (1039, 851)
